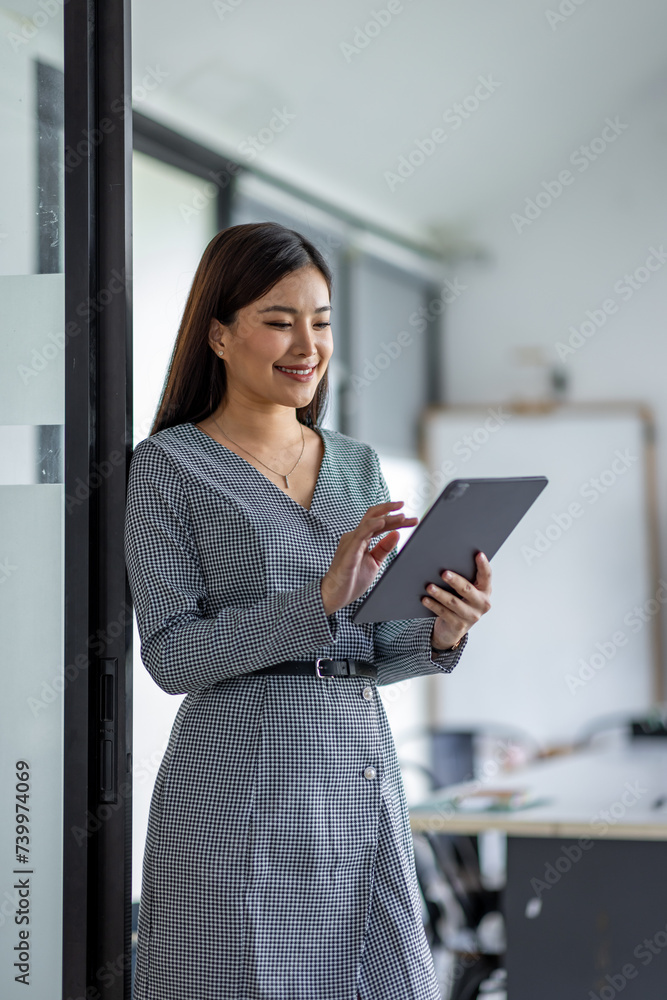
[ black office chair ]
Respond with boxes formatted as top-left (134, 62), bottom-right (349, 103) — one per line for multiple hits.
top-left (399, 727), bottom-right (520, 999)
top-left (411, 820), bottom-right (503, 999)
top-left (574, 706), bottom-right (667, 748)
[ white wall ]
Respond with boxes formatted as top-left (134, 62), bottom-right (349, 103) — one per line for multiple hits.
top-left (442, 83), bottom-right (667, 701)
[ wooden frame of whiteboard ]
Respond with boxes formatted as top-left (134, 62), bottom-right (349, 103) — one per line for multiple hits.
top-left (418, 401), bottom-right (663, 715)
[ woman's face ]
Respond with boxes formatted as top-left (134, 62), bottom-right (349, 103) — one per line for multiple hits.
top-left (209, 265), bottom-right (333, 410)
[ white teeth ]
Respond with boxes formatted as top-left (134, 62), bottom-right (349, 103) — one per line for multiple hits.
top-left (276, 366), bottom-right (314, 375)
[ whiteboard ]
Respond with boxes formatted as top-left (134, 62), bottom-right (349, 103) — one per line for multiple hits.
top-left (421, 404), bottom-right (659, 746)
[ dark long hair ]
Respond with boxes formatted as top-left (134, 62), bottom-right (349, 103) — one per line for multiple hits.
top-left (150, 222), bottom-right (333, 435)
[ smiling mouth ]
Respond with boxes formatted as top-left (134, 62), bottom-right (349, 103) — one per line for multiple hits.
top-left (274, 364), bottom-right (317, 377)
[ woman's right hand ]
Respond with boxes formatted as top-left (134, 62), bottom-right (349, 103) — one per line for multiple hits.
top-left (320, 501), bottom-right (418, 615)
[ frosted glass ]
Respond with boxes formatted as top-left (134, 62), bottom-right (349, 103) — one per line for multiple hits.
top-left (0, 488), bottom-right (63, 995)
top-left (0, 7), bottom-right (64, 995)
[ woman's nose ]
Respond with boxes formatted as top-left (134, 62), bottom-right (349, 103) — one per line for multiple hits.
top-left (292, 320), bottom-right (320, 349)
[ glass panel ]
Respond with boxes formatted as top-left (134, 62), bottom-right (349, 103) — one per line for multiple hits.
top-left (131, 150), bottom-right (217, 905)
top-left (0, 6), bottom-right (64, 997)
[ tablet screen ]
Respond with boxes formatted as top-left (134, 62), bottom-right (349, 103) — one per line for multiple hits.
top-left (351, 475), bottom-right (548, 624)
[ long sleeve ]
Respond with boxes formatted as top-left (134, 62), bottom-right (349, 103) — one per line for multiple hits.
top-left (371, 449), bottom-right (468, 687)
top-left (123, 437), bottom-right (339, 694)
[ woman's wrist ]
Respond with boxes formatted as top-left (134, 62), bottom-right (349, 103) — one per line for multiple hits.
top-left (432, 634), bottom-right (464, 652)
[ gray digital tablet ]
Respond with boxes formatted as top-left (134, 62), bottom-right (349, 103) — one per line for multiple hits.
top-left (351, 476), bottom-right (549, 624)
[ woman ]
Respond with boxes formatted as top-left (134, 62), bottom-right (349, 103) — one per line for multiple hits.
top-left (124, 221), bottom-right (492, 1000)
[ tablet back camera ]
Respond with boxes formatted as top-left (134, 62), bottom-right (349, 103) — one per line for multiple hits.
top-left (444, 481), bottom-right (469, 501)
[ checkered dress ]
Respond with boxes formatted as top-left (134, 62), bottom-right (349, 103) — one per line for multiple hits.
top-left (124, 420), bottom-right (468, 1000)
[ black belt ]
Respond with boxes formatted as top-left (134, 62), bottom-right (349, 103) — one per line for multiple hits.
top-left (253, 658), bottom-right (377, 680)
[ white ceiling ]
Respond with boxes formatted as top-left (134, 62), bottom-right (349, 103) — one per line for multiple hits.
top-left (131, 0), bottom-right (667, 249)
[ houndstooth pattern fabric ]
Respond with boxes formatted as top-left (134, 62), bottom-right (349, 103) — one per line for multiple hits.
top-left (124, 420), bottom-right (468, 1000)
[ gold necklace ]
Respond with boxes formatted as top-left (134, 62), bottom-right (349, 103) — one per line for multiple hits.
top-left (211, 414), bottom-right (305, 488)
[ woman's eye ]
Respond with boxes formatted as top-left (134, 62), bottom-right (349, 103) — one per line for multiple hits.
top-left (267, 321), bottom-right (331, 329)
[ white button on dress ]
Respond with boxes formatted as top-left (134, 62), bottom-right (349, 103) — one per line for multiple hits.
top-left (364, 766), bottom-right (377, 780)
top-left (362, 686), bottom-right (374, 701)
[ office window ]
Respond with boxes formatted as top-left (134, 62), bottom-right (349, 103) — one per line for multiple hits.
top-left (131, 150), bottom-right (217, 903)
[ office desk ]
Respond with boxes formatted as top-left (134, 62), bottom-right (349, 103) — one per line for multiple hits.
top-left (409, 740), bottom-right (667, 999)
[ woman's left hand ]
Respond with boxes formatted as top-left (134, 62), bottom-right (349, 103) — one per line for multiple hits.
top-left (423, 551), bottom-right (493, 651)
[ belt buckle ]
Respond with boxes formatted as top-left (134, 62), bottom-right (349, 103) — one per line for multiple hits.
top-left (315, 657), bottom-right (337, 679)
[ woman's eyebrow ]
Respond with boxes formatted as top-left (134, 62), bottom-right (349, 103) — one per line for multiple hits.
top-left (257, 304), bottom-right (332, 314)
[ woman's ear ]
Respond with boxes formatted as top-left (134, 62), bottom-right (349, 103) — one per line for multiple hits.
top-left (208, 318), bottom-right (224, 354)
